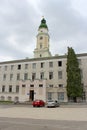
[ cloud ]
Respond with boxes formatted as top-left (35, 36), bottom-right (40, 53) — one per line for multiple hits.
top-left (0, 0), bottom-right (38, 61)
top-left (37, 0), bottom-right (87, 55)
top-left (0, 0), bottom-right (87, 61)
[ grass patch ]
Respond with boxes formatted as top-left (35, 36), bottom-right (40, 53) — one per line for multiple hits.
top-left (0, 100), bottom-right (13, 104)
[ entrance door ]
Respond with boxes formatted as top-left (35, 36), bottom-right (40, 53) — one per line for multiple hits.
top-left (30, 90), bottom-right (34, 101)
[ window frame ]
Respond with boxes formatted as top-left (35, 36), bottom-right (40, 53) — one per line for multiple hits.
top-left (49, 72), bottom-right (53, 80)
top-left (58, 61), bottom-right (62, 67)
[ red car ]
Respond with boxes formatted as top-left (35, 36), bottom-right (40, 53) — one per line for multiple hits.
top-left (32, 100), bottom-right (45, 107)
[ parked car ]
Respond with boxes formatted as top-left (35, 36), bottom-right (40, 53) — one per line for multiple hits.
top-left (32, 99), bottom-right (45, 107)
top-left (46, 100), bottom-right (60, 108)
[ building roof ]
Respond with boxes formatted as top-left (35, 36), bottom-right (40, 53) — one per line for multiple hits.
top-left (0, 53), bottom-right (87, 65)
top-left (39, 18), bottom-right (48, 29)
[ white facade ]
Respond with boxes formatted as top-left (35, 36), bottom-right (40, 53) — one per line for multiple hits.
top-left (0, 54), bottom-right (87, 102)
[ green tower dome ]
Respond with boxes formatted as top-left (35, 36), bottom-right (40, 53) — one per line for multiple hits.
top-left (39, 18), bottom-right (48, 29)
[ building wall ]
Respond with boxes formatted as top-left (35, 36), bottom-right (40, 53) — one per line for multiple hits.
top-left (0, 55), bottom-right (87, 102)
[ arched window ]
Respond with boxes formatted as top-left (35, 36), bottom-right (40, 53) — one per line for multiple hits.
top-left (1, 96), bottom-right (5, 101)
top-left (14, 97), bottom-right (19, 101)
top-left (40, 43), bottom-right (42, 49)
top-left (7, 96), bottom-right (12, 101)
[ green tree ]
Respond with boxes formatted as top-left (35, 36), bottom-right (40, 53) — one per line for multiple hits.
top-left (66, 47), bottom-right (83, 102)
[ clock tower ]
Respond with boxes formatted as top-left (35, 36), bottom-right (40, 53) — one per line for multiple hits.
top-left (34, 18), bottom-right (51, 58)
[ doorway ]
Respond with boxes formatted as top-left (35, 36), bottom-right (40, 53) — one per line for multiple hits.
top-left (30, 90), bottom-right (34, 101)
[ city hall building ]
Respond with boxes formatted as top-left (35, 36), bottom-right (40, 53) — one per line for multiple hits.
top-left (0, 18), bottom-right (87, 103)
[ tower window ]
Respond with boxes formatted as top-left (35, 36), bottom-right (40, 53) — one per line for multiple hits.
top-left (40, 36), bottom-right (43, 40)
top-left (40, 43), bottom-right (42, 49)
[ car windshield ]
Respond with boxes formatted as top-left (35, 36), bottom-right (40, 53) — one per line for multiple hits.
top-left (48, 100), bottom-right (54, 102)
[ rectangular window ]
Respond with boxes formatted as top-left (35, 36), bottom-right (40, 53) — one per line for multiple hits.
top-left (58, 71), bottom-right (62, 79)
top-left (2, 85), bottom-right (5, 92)
top-left (25, 64), bottom-right (28, 69)
top-left (59, 84), bottom-right (63, 87)
top-left (22, 84), bottom-right (26, 87)
top-left (48, 92), bottom-right (52, 100)
top-left (11, 65), bottom-right (14, 70)
top-left (10, 74), bottom-right (13, 81)
top-left (58, 61), bottom-right (62, 67)
top-left (4, 66), bottom-right (7, 71)
top-left (49, 72), bottom-right (53, 79)
top-left (32, 63), bottom-right (36, 69)
top-left (41, 62), bottom-right (44, 68)
top-left (9, 85), bottom-right (12, 92)
top-left (24, 73), bottom-right (28, 80)
top-left (17, 73), bottom-right (20, 80)
top-left (40, 43), bottom-right (42, 49)
top-left (40, 72), bottom-right (44, 79)
top-left (18, 64), bottom-right (21, 70)
top-left (39, 84), bottom-right (43, 87)
top-left (58, 92), bottom-right (64, 101)
top-left (49, 62), bottom-right (53, 67)
top-left (16, 85), bottom-right (19, 93)
top-left (32, 73), bottom-right (36, 80)
top-left (49, 84), bottom-right (53, 87)
top-left (3, 74), bottom-right (6, 81)
top-left (30, 84), bottom-right (34, 87)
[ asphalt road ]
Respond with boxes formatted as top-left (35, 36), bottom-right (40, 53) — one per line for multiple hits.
top-left (0, 104), bottom-right (87, 130)
top-left (0, 117), bottom-right (87, 130)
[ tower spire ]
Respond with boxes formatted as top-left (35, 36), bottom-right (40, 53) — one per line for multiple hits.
top-left (39, 17), bottom-right (48, 30)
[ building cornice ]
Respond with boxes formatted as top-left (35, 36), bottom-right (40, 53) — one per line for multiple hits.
top-left (0, 53), bottom-right (87, 65)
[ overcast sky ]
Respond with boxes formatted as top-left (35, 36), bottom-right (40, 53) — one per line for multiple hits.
top-left (0, 0), bottom-right (87, 61)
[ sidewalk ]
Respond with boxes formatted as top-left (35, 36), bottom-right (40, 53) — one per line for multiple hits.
top-left (0, 106), bottom-right (87, 121)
